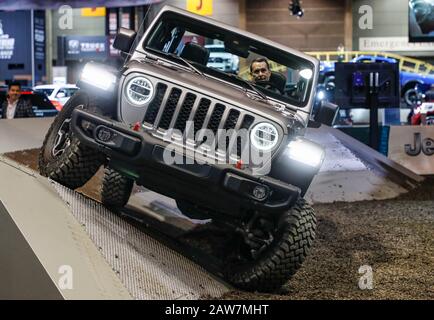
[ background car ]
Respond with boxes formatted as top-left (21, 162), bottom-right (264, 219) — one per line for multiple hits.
top-left (33, 84), bottom-right (79, 111)
top-left (205, 44), bottom-right (239, 73)
top-left (0, 85), bottom-right (57, 118)
top-left (318, 55), bottom-right (434, 107)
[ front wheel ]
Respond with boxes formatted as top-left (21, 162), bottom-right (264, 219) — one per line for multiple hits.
top-left (224, 198), bottom-right (316, 292)
top-left (39, 91), bottom-right (105, 189)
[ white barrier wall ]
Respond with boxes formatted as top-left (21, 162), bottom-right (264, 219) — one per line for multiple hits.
top-left (0, 118), bottom-right (54, 153)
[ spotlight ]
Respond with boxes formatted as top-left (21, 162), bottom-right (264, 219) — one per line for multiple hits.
top-left (289, 0), bottom-right (304, 18)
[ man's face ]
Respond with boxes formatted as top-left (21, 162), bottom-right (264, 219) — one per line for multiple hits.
top-left (251, 61), bottom-right (271, 82)
top-left (8, 85), bottom-right (21, 101)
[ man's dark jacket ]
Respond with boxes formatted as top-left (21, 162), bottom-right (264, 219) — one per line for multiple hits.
top-left (1, 98), bottom-right (34, 118)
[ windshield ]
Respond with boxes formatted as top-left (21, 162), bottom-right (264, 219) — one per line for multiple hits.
top-left (141, 11), bottom-right (315, 109)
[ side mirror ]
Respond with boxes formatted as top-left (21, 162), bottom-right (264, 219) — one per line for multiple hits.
top-left (313, 100), bottom-right (339, 127)
top-left (113, 28), bottom-right (137, 53)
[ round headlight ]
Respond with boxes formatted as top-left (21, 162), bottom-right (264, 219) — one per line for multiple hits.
top-left (125, 76), bottom-right (154, 106)
top-left (250, 122), bottom-right (279, 151)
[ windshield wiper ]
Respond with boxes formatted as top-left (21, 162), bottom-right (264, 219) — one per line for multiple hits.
top-left (226, 73), bottom-right (293, 111)
top-left (145, 47), bottom-right (205, 77)
top-left (226, 73), bottom-right (268, 101)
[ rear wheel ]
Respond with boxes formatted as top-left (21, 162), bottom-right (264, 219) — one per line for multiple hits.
top-left (39, 91), bottom-right (105, 189)
top-left (224, 198), bottom-right (316, 292)
top-left (101, 167), bottom-right (134, 209)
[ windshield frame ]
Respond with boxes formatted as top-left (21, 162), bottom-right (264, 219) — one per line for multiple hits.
top-left (132, 6), bottom-right (319, 112)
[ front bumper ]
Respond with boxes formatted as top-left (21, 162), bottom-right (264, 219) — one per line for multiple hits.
top-left (72, 108), bottom-right (301, 215)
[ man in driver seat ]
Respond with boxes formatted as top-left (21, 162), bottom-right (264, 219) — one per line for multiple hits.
top-left (250, 57), bottom-right (271, 83)
top-left (250, 57), bottom-right (286, 94)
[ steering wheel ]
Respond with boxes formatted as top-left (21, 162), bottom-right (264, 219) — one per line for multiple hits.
top-left (255, 80), bottom-right (283, 94)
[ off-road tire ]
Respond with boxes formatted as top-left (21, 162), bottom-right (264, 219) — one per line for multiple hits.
top-left (101, 167), bottom-right (134, 209)
top-left (226, 198), bottom-right (316, 292)
top-left (39, 91), bottom-right (105, 189)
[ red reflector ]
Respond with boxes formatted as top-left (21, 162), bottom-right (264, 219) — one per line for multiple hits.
top-left (132, 122), bottom-right (141, 132)
top-left (235, 160), bottom-right (243, 169)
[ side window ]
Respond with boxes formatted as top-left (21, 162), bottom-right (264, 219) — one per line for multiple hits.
top-left (56, 89), bottom-right (66, 98)
top-left (148, 21), bottom-right (170, 50)
top-left (163, 27), bottom-right (184, 53)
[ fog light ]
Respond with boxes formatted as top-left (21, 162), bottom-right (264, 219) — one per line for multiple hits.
top-left (252, 185), bottom-right (269, 201)
top-left (97, 127), bottom-right (112, 142)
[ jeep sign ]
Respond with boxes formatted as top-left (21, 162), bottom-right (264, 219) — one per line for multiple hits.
top-left (404, 133), bottom-right (434, 157)
top-left (388, 126), bottom-right (434, 175)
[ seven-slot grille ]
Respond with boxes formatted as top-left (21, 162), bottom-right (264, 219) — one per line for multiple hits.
top-left (142, 82), bottom-right (257, 158)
